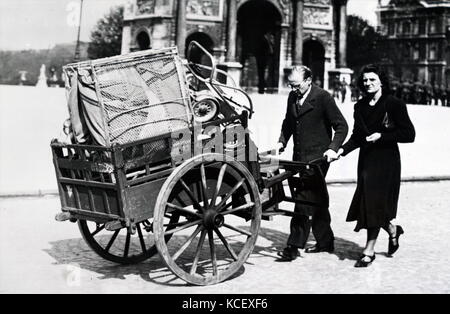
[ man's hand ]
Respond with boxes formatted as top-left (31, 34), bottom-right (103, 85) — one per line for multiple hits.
top-left (275, 142), bottom-right (284, 155)
top-left (323, 149), bottom-right (340, 163)
top-left (366, 132), bottom-right (381, 143)
top-left (336, 148), bottom-right (344, 159)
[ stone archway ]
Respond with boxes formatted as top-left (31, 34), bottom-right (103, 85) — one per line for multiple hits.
top-left (237, 0), bottom-right (282, 93)
top-left (185, 32), bottom-right (214, 59)
top-left (303, 39), bottom-right (325, 87)
top-left (136, 30), bottom-right (150, 50)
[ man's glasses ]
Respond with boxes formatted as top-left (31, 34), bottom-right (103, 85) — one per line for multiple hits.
top-left (288, 83), bottom-right (302, 89)
top-left (288, 78), bottom-right (309, 89)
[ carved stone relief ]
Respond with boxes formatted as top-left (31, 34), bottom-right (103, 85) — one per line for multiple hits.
top-left (306, 0), bottom-right (331, 6)
top-left (136, 0), bottom-right (155, 15)
top-left (187, 0), bottom-right (223, 18)
top-left (136, 0), bottom-right (173, 16)
top-left (304, 7), bottom-right (331, 25)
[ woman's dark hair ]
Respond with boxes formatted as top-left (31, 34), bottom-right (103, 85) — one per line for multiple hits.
top-left (357, 64), bottom-right (391, 94)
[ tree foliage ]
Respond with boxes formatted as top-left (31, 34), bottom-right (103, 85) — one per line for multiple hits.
top-left (0, 42), bottom-right (88, 85)
top-left (87, 6), bottom-right (124, 59)
top-left (347, 15), bottom-right (384, 74)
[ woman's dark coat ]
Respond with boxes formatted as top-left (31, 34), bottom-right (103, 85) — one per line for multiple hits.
top-left (342, 94), bottom-right (415, 231)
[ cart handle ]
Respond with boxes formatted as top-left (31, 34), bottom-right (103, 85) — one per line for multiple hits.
top-left (308, 156), bottom-right (328, 164)
top-left (259, 150), bottom-right (328, 165)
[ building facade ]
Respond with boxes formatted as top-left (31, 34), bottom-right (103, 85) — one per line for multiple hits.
top-left (378, 0), bottom-right (450, 89)
top-left (121, 0), bottom-right (351, 93)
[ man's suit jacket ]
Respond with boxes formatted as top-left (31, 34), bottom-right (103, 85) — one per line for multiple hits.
top-left (279, 85), bottom-right (348, 162)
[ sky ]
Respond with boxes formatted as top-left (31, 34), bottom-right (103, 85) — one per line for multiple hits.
top-left (0, 0), bottom-right (387, 51)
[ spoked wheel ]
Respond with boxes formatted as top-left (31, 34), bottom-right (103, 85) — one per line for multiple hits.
top-left (154, 153), bottom-right (261, 285)
top-left (78, 214), bottom-right (179, 264)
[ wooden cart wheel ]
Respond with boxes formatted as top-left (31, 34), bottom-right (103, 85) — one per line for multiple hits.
top-left (78, 213), bottom-right (179, 264)
top-left (154, 153), bottom-right (261, 285)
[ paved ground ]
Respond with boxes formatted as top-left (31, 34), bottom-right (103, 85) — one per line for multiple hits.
top-left (1, 181), bottom-right (449, 294)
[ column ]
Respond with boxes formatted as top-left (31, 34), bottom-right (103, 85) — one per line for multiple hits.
top-left (279, 25), bottom-right (290, 89)
top-left (324, 59), bottom-right (330, 90)
top-left (176, 0), bottom-right (187, 58)
top-left (226, 0), bottom-right (237, 62)
top-left (293, 0), bottom-right (304, 65)
top-left (220, 0), bottom-right (242, 86)
top-left (121, 24), bottom-right (131, 54)
top-left (338, 0), bottom-right (348, 68)
top-left (333, 0), bottom-right (340, 68)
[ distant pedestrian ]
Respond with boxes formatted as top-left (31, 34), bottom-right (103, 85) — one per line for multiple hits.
top-left (390, 81), bottom-right (398, 102)
top-left (420, 83), bottom-right (429, 105)
top-left (314, 78), bottom-right (323, 88)
top-left (447, 86), bottom-right (450, 107)
top-left (425, 83), bottom-right (434, 105)
top-left (350, 79), bottom-right (358, 101)
top-left (433, 84), bottom-right (440, 105)
top-left (336, 65), bottom-right (416, 267)
top-left (341, 78), bottom-right (349, 103)
top-left (401, 83), bottom-right (410, 104)
top-left (439, 85), bottom-right (447, 107)
top-left (412, 83), bottom-right (423, 105)
top-left (333, 76), bottom-right (340, 100)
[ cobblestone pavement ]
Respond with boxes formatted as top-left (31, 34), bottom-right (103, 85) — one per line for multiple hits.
top-left (0, 181), bottom-right (449, 294)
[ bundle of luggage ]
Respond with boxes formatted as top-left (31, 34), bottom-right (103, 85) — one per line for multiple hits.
top-left (62, 47), bottom-right (192, 160)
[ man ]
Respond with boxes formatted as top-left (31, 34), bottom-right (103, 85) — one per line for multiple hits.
top-left (276, 66), bottom-right (348, 261)
top-left (447, 85), bottom-right (450, 107)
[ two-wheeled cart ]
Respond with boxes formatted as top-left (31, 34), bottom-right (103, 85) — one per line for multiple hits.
top-left (52, 42), bottom-right (327, 285)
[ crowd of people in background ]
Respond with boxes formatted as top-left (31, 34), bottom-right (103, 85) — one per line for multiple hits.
top-left (346, 78), bottom-right (450, 107)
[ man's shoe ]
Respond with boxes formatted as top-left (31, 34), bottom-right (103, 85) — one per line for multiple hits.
top-left (305, 244), bottom-right (334, 253)
top-left (277, 246), bottom-right (300, 261)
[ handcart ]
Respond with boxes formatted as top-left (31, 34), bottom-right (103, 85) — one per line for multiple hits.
top-left (52, 41), bottom-right (328, 285)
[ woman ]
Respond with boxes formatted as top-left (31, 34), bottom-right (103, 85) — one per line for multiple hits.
top-left (337, 65), bottom-right (415, 267)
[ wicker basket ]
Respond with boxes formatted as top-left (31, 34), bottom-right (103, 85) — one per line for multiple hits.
top-left (63, 47), bottom-right (192, 148)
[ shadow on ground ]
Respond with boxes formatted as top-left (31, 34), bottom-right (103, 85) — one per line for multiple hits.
top-left (44, 226), bottom-right (363, 287)
top-left (254, 226), bottom-right (365, 262)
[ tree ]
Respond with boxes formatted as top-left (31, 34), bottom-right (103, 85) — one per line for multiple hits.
top-left (347, 15), bottom-right (384, 74)
top-left (88, 6), bottom-right (124, 59)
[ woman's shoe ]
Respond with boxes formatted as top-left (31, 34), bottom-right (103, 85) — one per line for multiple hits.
top-left (388, 225), bottom-right (404, 256)
top-left (354, 254), bottom-right (376, 268)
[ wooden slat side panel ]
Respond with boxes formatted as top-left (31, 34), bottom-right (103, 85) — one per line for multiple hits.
top-left (123, 178), bottom-right (167, 223)
top-left (57, 158), bottom-right (114, 173)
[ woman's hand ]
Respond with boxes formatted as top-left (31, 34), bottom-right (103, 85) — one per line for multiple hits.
top-left (366, 132), bottom-right (381, 143)
top-left (336, 148), bottom-right (344, 159)
top-left (323, 149), bottom-right (339, 162)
